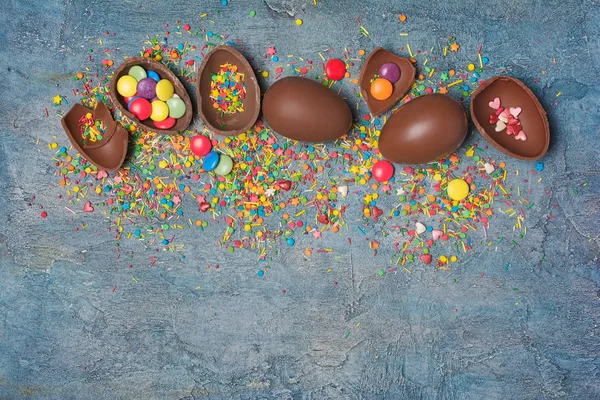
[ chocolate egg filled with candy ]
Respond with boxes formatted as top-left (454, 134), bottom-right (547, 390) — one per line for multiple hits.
top-left (110, 57), bottom-right (193, 135)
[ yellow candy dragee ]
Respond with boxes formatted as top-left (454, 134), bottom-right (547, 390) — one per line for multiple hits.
top-left (447, 178), bottom-right (469, 201)
top-left (155, 79), bottom-right (174, 101)
top-left (116, 75), bottom-right (138, 97)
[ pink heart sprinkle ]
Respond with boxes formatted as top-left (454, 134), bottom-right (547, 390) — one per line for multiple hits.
top-left (515, 131), bottom-right (527, 141)
top-left (506, 124), bottom-right (521, 135)
top-left (510, 107), bottom-right (522, 117)
top-left (432, 230), bottom-right (443, 241)
top-left (83, 201), bottom-right (94, 213)
top-left (96, 170), bottom-right (108, 179)
top-left (488, 97), bottom-right (501, 109)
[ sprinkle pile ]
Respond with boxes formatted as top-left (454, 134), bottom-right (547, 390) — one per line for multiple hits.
top-left (79, 112), bottom-right (106, 143)
top-left (210, 63), bottom-right (246, 114)
top-left (489, 97), bottom-right (527, 141)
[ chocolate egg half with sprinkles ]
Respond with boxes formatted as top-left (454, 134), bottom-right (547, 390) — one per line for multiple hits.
top-left (196, 45), bottom-right (260, 136)
top-left (471, 76), bottom-right (549, 160)
top-left (61, 102), bottom-right (129, 172)
top-left (378, 94), bottom-right (468, 164)
top-left (262, 77), bottom-right (352, 142)
top-left (110, 57), bottom-right (193, 135)
top-left (359, 47), bottom-right (416, 115)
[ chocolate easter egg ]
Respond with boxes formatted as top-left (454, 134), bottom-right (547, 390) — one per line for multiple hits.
top-left (378, 94), bottom-right (468, 164)
top-left (110, 57), bottom-right (193, 135)
top-left (471, 76), bottom-right (549, 160)
top-left (359, 47), bottom-right (416, 115)
top-left (262, 77), bottom-right (352, 142)
top-left (196, 45), bottom-right (260, 136)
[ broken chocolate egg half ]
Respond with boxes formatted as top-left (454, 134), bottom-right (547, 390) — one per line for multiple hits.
top-left (61, 102), bottom-right (129, 172)
top-left (471, 76), bottom-right (549, 160)
top-left (196, 45), bottom-right (261, 136)
top-left (359, 47), bottom-right (416, 115)
top-left (110, 57), bottom-right (193, 135)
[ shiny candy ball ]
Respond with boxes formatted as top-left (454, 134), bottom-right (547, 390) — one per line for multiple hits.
top-left (203, 151), bottom-right (220, 171)
top-left (447, 178), bottom-right (469, 201)
top-left (126, 96), bottom-right (140, 109)
top-left (190, 135), bottom-right (212, 157)
top-left (325, 59), bottom-right (346, 81)
top-left (214, 154), bottom-right (233, 176)
top-left (136, 78), bottom-right (157, 99)
top-left (150, 100), bottom-right (169, 122)
top-left (154, 116), bottom-right (176, 130)
top-left (372, 160), bottom-right (395, 182)
top-left (129, 98), bottom-right (152, 120)
top-left (378, 62), bottom-right (401, 83)
top-left (116, 75), bottom-right (138, 97)
top-left (147, 70), bottom-right (160, 82)
top-left (155, 79), bottom-right (175, 101)
top-left (370, 78), bottom-right (393, 100)
top-left (128, 65), bottom-right (147, 81)
top-left (166, 97), bottom-right (186, 119)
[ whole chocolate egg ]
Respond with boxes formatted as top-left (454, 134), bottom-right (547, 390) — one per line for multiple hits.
top-left (262, 77), bottom-right (352, 142)
top-left (378, 94), bottom-right (468, 164)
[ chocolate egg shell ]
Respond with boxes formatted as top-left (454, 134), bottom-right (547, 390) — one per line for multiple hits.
top-left (61, 102), bottom-right (129, 172)
top-left (378, 94), bottom-right (468, 164)
top-left (359, 47), bottom-right (416, 115)
top-left (471, 76), bottom-right (549, 160)
top-left (110, 57), bottom-right (193, 135)
top-left (196, 45), bottom-right (260, 136)
top-left (262, 77), bottom-right (352, 142)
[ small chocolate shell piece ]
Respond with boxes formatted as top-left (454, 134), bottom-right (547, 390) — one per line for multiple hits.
top-left (359, 47), bottom-right (416, 115)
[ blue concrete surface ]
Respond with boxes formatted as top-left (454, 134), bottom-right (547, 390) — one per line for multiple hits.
top-left (1, 0), bottom-right (599, 399)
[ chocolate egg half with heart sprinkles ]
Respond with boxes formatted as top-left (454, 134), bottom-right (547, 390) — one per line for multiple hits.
top-left (262, 77), bottom-right (352, 142)
top-left (197, 45), bottom-right (261, 136)
top-left (378, 94), bottom-right (468, 164)
top-left (471, 76), bottom-right (549, 160)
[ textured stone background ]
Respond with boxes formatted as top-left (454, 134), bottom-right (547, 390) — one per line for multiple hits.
top-left (1, 0), bottom-right (599, 399)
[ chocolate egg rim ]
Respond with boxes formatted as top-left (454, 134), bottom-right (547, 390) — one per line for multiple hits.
top-left (196, 45), bottom-right (261, 136)
top-left (470, 76), bottom-right (550, 160)
top-left (109, 57), bottom-right (193, 136)
top-left (359, 47), bottom-right (416, 115)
